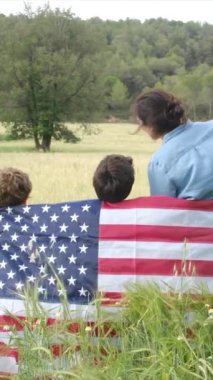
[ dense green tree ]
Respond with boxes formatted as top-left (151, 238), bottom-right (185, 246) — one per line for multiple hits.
top-left (104, 75), bottom-right (129, 118)
top-left (0, 6), bottom-right (106, 150)
top-left (0, 11), bottom-right (212, 134)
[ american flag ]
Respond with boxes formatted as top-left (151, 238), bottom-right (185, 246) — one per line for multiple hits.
top-left (0, 196), bottom-right (213, 375)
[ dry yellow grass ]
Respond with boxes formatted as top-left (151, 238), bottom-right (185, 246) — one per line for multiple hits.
top-left (0, 123), bottom-right (160, 203)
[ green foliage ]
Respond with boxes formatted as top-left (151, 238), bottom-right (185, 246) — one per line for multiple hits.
top-left (156, 64), bottom-right (213, 120)
top-left (0, 5), bottom-right (106, 151)
top-left (0, 8), bottom-right (212, 150)
top-left (6, 284), bottom-right (213, 379)
top-left (104, 75), bottom-right (129, 118)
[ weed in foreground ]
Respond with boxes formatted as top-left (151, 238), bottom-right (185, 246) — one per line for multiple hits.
top-left (4, 284), bottom-right (213, 380)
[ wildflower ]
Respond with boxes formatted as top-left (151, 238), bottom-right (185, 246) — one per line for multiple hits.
top-left (85, 326), bottom-right (92, 332)
top-left (3, 325), bottom-right (10, 331)
top-left (177, 335), bottom-right (184, 341)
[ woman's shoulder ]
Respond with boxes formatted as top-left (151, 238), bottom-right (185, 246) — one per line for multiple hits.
top-left (192, 119), bottom-right (213, 127)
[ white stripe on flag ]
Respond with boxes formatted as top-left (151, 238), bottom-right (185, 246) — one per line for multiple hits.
top-left (98, 274), bottom-right (213, 293)
top-left (0, 300), bottom-right (120, 318)
top-left (98, 240), bottom-right (213, 261)
top-left (0, 356), bottom-right (18, 374)
top-left (100, 208), bottom-right (213, 227)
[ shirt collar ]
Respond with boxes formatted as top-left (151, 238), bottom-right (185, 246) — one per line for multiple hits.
top-left (163, 120), bottom-right (192, 143)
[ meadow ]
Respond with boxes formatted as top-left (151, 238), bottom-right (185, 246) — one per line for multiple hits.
top-left (0, 123), bottom-right (160, 203)
top-left (0, 123), bottom-right (213, 379)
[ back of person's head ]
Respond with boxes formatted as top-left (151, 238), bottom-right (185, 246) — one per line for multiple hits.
top-left (135, 89), bottom-right (186, 136)
top-left (93, 154), bottom-right (134, 203)
top-left (0, 167), bottom-right (32, 208)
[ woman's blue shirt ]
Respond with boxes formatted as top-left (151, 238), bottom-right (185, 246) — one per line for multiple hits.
top-left (148, 119), bottom-right (213, 199)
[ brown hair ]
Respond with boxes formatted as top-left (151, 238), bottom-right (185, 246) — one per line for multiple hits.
top-left (135, 89), bottom-right (186, 136)
top-left (0, 167), bottom-right (32, 207)
top-left (93, 154), bottom-right (134, 203)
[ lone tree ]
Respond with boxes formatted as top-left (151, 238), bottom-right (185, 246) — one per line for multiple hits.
top-left (0, 6), bottom-right (106, 150)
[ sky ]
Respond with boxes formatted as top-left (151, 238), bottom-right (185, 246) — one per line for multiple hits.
top-left (0, 0), bottom-right (212, 24)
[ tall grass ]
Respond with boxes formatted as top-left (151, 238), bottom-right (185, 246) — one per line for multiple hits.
top-left (5, 285), bottom-right (213, 379)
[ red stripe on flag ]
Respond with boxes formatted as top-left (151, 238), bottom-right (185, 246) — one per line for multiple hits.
top-left (99, 258), bottom-right (213, 276)
top-left (0, 316), bottom-right (25, 332)
top-left (99, 292), bottom-right (123, 304)
top-left (102, 197), bottom-right (213, 211)
top-left (100, 224), bottom-right (213, 243)
top-left (0, 315), bottom-right (117, 336)
top-left (0, 343), bottom-right (18, 361)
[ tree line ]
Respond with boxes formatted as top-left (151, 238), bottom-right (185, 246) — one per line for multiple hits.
top-left (0, 5), bottom-right (212, 150)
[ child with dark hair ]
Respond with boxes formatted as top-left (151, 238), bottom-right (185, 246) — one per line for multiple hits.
top-left (93, 154), bottom-right (134, 203)
top-left (0, 167), bottom-right (32, 207)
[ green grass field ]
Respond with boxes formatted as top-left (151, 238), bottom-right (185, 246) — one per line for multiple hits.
top-left (0, 123), bottom-right (160, 203)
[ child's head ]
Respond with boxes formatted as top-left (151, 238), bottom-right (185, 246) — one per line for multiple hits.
top-left (93, 154), bottom-right (134, 203)
top-left (0, 167), bottom-right (32, 207)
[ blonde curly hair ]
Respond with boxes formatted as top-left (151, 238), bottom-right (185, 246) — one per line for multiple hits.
top-left (0, 167), bottom-right (32, 207)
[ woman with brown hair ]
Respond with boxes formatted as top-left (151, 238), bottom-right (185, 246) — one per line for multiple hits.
top-left (134, 89), bottom-right (213, 199)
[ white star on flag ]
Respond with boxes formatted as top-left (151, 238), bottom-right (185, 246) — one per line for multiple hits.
top-left (67, 276), bottom-right (76, 286)
top-left (42, 205), bottom-right (50, 213)
top-left (15, 215), bottom-right (22, 223)
top-left (50, 213), bottom-right (59, 222)
top-left (48, 276), bottom-right (56, 285)
top-left (61, 204), bottom-right (70, 212)
top-left (29, 234), bottom-right (37, 243)
top-left (80, 223), bottom-right (89, 232)
top-left (20, 244), bottom-right (27, 252)
top-left (78, 265), bottom-right (87, 275)
top-left (38, 286), bottom-right (46, 294)
top-left (23, 206), bottom-right (31, 214)
top-left (79, 244), bottom-right (88, 254)
top-left (32, 214), bottom-right (39, 223)
top-left (3, 223), bottom-right (11, 232)
top-left (48, 255), bottom-right (56, 264)
top-left (68, 255), bottom-right (77, 264)
top-left (16, 282), bottom-right (24, 290)
top-left (78, 287), bottom-right (87, 296)
top-left (19, 264), bottom-right (28, 272)
top-left (69, 233), bottom-right (78, 242)
top-left (27, 275), bottom-right (36, 283)
top-left (2, 243), bottom-right (10, 251)
top-left (21, 224), bottom-right (29, 232)
top-left (57, 266), bottom-right (66, 275)
top-left (49, 234), bottom-right (57, 244)
top-left (59, 224), bottom-right (68, 232)
top-left (11, 233), bottom-right (19, 242)
top-left (7, 270), bottom-right (15, 279)
top-left (0, 260), bottom-right (7, 269)
top-left (40, 224), bottom-right (48, 232)
top-left (29, 253), bottom-right (37, 263)
top-left (39, 265), bottom-right (46, 275)
top-left (81, 204), bottom-right (91, 212)
top-left (59, 244), bottom-right (67, 254)
top-left (70, 213), bottom-right (79, 222)
top-left (39, 244), bottom-right (47, 253)
top-left (10, 253), bottom-right (19, 261)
